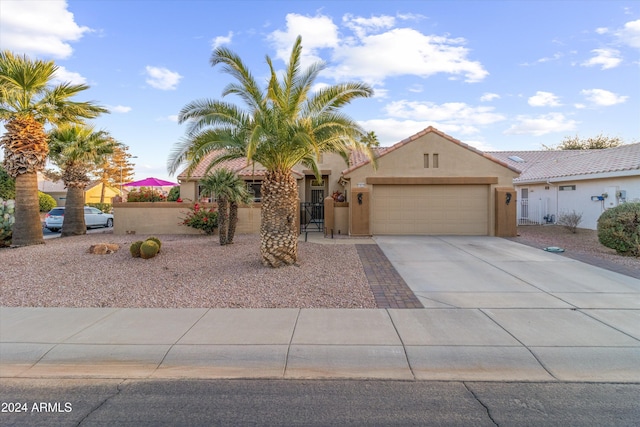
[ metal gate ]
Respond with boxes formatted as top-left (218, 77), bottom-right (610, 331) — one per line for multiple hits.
top-left (300, 189), bottom-right (324, 232)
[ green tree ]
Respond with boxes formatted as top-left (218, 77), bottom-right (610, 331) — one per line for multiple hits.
top-left (0, 51), bottom-right (107, 246)
top-left (198, 168), bottom-right (251, 246)
top-left (361, 131), bottom-right (380, 148)
top-left (0, 165), bottom-right (15, 199)
top-left (168, 36), bottom-right (374, 267)
top-left (48, 124), bottom-right (116, 236)
top-left (544, 134), bottom-right (624, 150)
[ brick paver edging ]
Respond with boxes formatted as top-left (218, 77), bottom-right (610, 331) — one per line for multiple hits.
top-left (356, 244), bottom-right (424, 309)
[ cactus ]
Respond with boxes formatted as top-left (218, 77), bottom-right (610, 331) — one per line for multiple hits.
top-left (139, 240), bottom-right (159, 259)
top-left (0, 198), bottom-right (16, 247)
top-left (129, 240), bottom-right (144, 258)
top-left (145, 236), bottom-right (161, 252)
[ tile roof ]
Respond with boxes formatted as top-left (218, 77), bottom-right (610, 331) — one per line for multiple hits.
top-left (488, 143), bottom-right (640, 183)
top-left (177, 151), bottom-right (303, 180)
top-left (342, 126), bottom-right (521, 175)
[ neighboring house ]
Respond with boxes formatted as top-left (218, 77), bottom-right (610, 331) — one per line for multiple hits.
top-left (177, 127), bottom-right (520, 236)
top-left (489, 143), bottom-right (640, 230)
top-left (37, 173), bottom-right (120, 207)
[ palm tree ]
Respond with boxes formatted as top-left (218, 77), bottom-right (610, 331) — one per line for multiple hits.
top-left (199, 168), bottom-right (251, 246)
top-left (48, 124), bottom-right (116, 236)
top-left (168, 36), bottom-right (374, 267)
top-left (0, 51), bottom-right (107, 246)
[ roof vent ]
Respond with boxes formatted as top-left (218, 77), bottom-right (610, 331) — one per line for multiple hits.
top-left (508, 155), bottom-right (526, 163)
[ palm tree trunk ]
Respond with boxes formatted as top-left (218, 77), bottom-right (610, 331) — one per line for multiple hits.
top-left (61, 186), bottom-right (86, 236)
top-left (260, 170), bottom-right (298, 267)
top-left (11, 172), bottom-right (44, 246)
top-left (227, 201), bottom-right (238, 244)
top-left (218, 197), bottom-right (229, 245)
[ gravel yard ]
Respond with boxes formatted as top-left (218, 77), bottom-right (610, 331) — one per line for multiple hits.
top-left (1, 234), bottom-right (376, 308)
top-left (513, 224), bottom-right (640, 273)
top-left (2, 226), bottom-right (637, 308)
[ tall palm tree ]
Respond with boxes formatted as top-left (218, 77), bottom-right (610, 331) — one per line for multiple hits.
top-left (48, 124), bottom-right (116, 236)
top-left (0, 51), bottom-right (107, 246)
top-left (168, 36), bottom-right (374, 267)
top-left (199, 168), bottom-right (251, 246)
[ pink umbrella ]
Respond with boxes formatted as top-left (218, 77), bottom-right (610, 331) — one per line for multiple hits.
top-left (123, 177), bottom-right (178, 187)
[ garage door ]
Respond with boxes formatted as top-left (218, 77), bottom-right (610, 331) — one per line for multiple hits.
top-left (372, 185), bottom-right (489, 235)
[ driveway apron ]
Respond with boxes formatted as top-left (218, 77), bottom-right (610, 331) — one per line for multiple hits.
top-left (374, 235), bottom-right (640, 381)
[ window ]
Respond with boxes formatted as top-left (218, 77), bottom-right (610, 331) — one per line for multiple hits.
top-left (247, 182), bottom-right (262, 202)
top-left (433, 153), bottom-right (439, 168)
top-left (559, 185), bottom-right (576, 191)
top-left (423, 154), bottom-right (429, 168)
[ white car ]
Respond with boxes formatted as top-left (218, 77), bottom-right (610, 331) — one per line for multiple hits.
top-left (44, 207), bottom-right (114, 232)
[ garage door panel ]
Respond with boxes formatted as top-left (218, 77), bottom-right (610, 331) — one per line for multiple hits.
top-left (372, 185), bottom-right (489, 235)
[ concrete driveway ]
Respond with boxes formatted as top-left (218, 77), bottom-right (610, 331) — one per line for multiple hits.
top-left (373, 235), bottom-right (640, 381)
top-left (374, 235), bottom-right (640, 309)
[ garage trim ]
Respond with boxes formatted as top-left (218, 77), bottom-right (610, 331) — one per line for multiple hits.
top-left (366, 177), bottom-right (498, 185)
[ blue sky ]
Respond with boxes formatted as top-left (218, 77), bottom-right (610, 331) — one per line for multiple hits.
top-left (1, 0), bottom-right (638, 182)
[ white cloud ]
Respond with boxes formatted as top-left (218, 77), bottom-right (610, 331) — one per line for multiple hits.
top-left (580, 89), bottom-right (628, 106)
top-left (383, 100), bottom-right (505, 134)
top-left (342, 13), bottom-right (396, 38)
top-left (268, 14), bottom-right (488, 85)
top-left (528, 91), bottom-right (562, 107)
top-left (0, 0), bottom-right (90, 59)
top-left (581, 48), bottom-right (622, 69)
top-left (108, 105), bottom-right (132, 113)
top-left (408, 84), bottom-right (424, 93)
top-left (480, 92), bottom-right (500, 102)
top-left (504, 113), bottom-right (578, 136)
top-left (268, 13), bottom-right (340, 68)
top-left (595, 27), bottom-right (609, 35)
top-left (145, 66), bottom-right (182, 90)
top-left (52, 66), bottom-right (87, 85)
top-left (212, 31), bottom-right (233, 49)
top-left (359, 118), bottom-right (493, 146)
top-left (329, 28), bottom-right (488, 84)
top-left (616, 19), bottom-right (640, 48)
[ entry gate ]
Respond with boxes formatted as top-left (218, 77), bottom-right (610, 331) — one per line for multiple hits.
top-left (300, 202), bottom-right (324, 232)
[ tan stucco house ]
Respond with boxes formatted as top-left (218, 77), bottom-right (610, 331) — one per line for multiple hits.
top-left (177, 127), bottom-right (520, 237)
top-left (37, 173), bottom-right (120, 207)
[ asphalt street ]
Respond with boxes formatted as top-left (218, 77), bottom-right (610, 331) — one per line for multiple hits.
top-left (1, 379), bottom-right (639, 426)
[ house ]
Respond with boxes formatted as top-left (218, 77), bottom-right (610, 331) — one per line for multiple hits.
top-left (177, 127), bottom-right (520, 237)
top-left (341, 127), bottom-right (519, 236)
top-left (37, 173), bottom-right (121, 207)
top-left (489, 143), bottom-right (640, 230)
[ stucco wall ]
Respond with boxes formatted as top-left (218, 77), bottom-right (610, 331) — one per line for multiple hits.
top-left (516, 175), bottom-right (640, 230)
top-left (112, 202), bottom-right (261, 235)
top-left (343, 131), bottom-right (519, 236)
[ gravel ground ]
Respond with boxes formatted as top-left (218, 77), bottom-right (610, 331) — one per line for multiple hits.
top-left (2, 227), bottom-right (637, 308)
top-left (513, 225), bottom-right (640, 271)
top-left (0, 234), bottom-right (376, 308)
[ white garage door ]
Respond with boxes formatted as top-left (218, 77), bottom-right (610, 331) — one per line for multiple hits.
top-left (372, 185), bottom-right (489, 235)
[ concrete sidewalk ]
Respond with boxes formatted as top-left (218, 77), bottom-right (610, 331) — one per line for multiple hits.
top-left (1, 236), bottom-right (639, 382)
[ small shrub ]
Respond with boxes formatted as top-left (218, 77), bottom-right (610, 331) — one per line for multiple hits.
top-left (167, 186), bottom-right (180, 202)
top-left (38, 191), bottom-right (56, 212)
top-left (597, 202), bottom-right (640, 257)
top-left (130, 240), bottom-right (144, 257)
top-left (557, 210), bottom-right (583, 234)
top-left (181, 203), bottom-right (218, 234)
top-left (140, 240), bottom-right (160, 259)
top-left (145, 236), bottom-right (161, 252)
top-left (127, 187), bottom-right (166, 202)
top-left (87, 203), bottom-right (112, 213)
top-left (0, 166), bottom-right (15, 199)
top-left (0, 198), bottom-right (15, 247)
